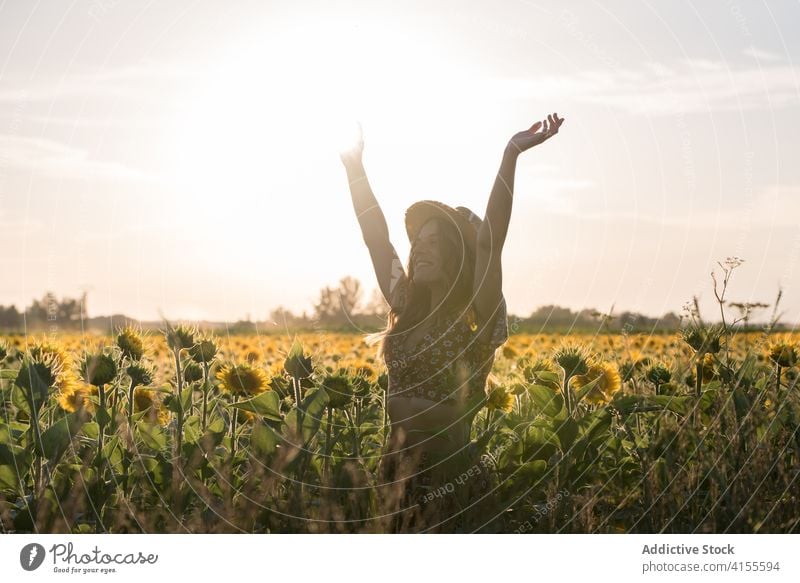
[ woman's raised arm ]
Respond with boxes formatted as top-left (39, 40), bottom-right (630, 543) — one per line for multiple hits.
top-left (341, 124), bottom-right (407, 310)
top-left (472, 113), bottom-right (565, 337)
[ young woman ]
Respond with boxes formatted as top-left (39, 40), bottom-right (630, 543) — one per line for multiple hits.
top-left (340, 113), bottom-right (566, 530)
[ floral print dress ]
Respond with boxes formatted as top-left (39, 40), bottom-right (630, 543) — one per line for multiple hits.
top-left (380, 280), bottom-right (509, 532)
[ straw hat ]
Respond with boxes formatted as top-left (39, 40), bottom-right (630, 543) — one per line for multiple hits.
top-left (404, 200), bottom-right (483, 253)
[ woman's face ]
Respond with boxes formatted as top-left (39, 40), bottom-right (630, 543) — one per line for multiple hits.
top-left (410, 219), bottom-right (446, 284)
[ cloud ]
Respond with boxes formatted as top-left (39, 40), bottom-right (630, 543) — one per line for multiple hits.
top-left (0, 135), bottom-right (156, 182)
top-left (0, 61), bottom-right (203, 105)
top-left (492, 58), bottom-right (800, 115)
top-left (742, 46), bottom-right (784, 62)
top-left (551, 184), bottom-right (800, 230)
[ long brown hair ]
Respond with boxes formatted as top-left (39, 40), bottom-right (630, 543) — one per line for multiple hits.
top-left (366, 217), bottom-right (477, 360)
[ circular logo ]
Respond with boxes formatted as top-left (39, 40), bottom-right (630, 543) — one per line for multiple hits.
top-left (20, 543), bottom-right (46, 571)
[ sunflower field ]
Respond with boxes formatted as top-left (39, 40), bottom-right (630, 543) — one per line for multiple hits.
top-left (0, 317), bottom-right (798, 533)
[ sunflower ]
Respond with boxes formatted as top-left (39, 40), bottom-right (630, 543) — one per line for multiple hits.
top-left (80, 352), bottom-right (118, 387)
top-left (164, 323), bottom-right (196, 352)
top-left (572, 361), bottom-right (622, 405)
top-left (321, 372), bottom-right (354, 409)
top-left (27, 338), bottom-right (72, 371)
top-left (116, 325), bottom-right (145, 361)
top-left (681, 322), bottom-right (722, 354)
top-left (188, 336), bottom-right (218, 364)
top-left (57, 382), bottom-right (97, 414)
top-left (553, 342), bottom-right (590, 377)
top-left (645, 363), bottom-right (672, 386)
top-left (183, 361), bottom-right (204, 383)
top-left (485, 381), bottom-right (514, 413)
top-left (216, 362), bottom-right (269, 398)
top-left (768, 340), bottom-right (798, 368)
top-left (127, 362), bottom-right (154, 388)
top-left (133, 387), bottom-right (157, 412)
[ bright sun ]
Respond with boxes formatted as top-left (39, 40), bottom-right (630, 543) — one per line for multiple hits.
top-left (167, 19), bottom-right (451, 199)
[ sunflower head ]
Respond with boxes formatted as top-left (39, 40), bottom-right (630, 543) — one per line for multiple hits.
top-left (57, 382), bottom-right (97, 414)
top-left (116, 325), bottom-right (145, 361)
top-left (768, 340), bottom-right (798, 368)
top-left (127, 362), bottom-right (154, 388)
top-left (216, 362), bottom-right (269, 398)
top-left (485, 380), bottom-right (514, 413)
top-left (164, 323), bottom-right (196, 352)
top-left (553, 342), bottom-right (590, 377)
top-left (189, 337), bottom-right (218, 364)
top-left (681, 323), bottom-right (723, 354)
top-left (133, 387), bottom-right (158, 413)
top-left (16, 353), bottom-right (60, 403)
top-left (27, 338), bottom-right (72, 371)
top-left (572, 361), bottom-right (622, 405)
top-left (0, 340), bottom-right (8, 361)
top-left (283, 340), bottom-right (313, 379)
top-left (321, 372), bottom-right (354, 409)
top-left (645, 363), bottom-right (672, 386)
top-left (619, 361), bottom-right (637, 383)
top-left (183, 361), bottom-right (204, 383)
top-left (522, 358), bottom-right (557, 382)
top-left (80, 352), bottom-right (118, 387)
top-left (353, 363), bottom-right (377, 382)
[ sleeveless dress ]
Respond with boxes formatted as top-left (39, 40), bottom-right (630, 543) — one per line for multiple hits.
top-left (379, 277), bottom-right (509, 532)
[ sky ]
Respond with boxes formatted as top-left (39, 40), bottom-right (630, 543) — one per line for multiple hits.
top-left (1, 0), bottom-right (799, 325)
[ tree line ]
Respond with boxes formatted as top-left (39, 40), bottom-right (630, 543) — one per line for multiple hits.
top-left (0, 278), bottom-right (779, 334)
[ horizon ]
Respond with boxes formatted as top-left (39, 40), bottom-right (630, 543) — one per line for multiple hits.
top-left (1, 1), bottom-right (799, 325)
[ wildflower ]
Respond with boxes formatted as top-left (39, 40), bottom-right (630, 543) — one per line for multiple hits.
top-left (485, 381), bottom-right (514, 413)
top-left (216, 362), bottom-right (269, 398)
top-left (572, 361), bottom-right (622, 405)
top-left (116, 326), bottom-right (145, 361)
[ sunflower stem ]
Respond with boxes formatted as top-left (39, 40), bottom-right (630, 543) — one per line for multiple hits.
top-left (173, 348), bottom-right (184, 464)
top-left (201, 362), bottom-right (210, 433)
top-left (563, 373), bottom-right (573, 419)
top-left (323, 406), bottom-right (333, 480)
top-left (230, 399), bottom-right (239, 461)
top-left (693, 357), bottom-right (703, 428)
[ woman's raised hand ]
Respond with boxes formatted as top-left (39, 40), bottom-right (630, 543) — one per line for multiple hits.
top-left (339, 120), bottom-right (365, 169)
top-left (506, 112), bottom-right (565, 156)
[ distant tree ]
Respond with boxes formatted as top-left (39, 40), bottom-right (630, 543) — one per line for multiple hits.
top-left (313, 276), bottom-right (363, 326)
top-left (362, 287), bottom-right (389, 318)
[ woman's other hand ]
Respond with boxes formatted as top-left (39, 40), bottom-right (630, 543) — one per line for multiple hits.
top-left (506, 112), bottom-right (565, 156)
top-left (339, 120), bottom-right (365, 169)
